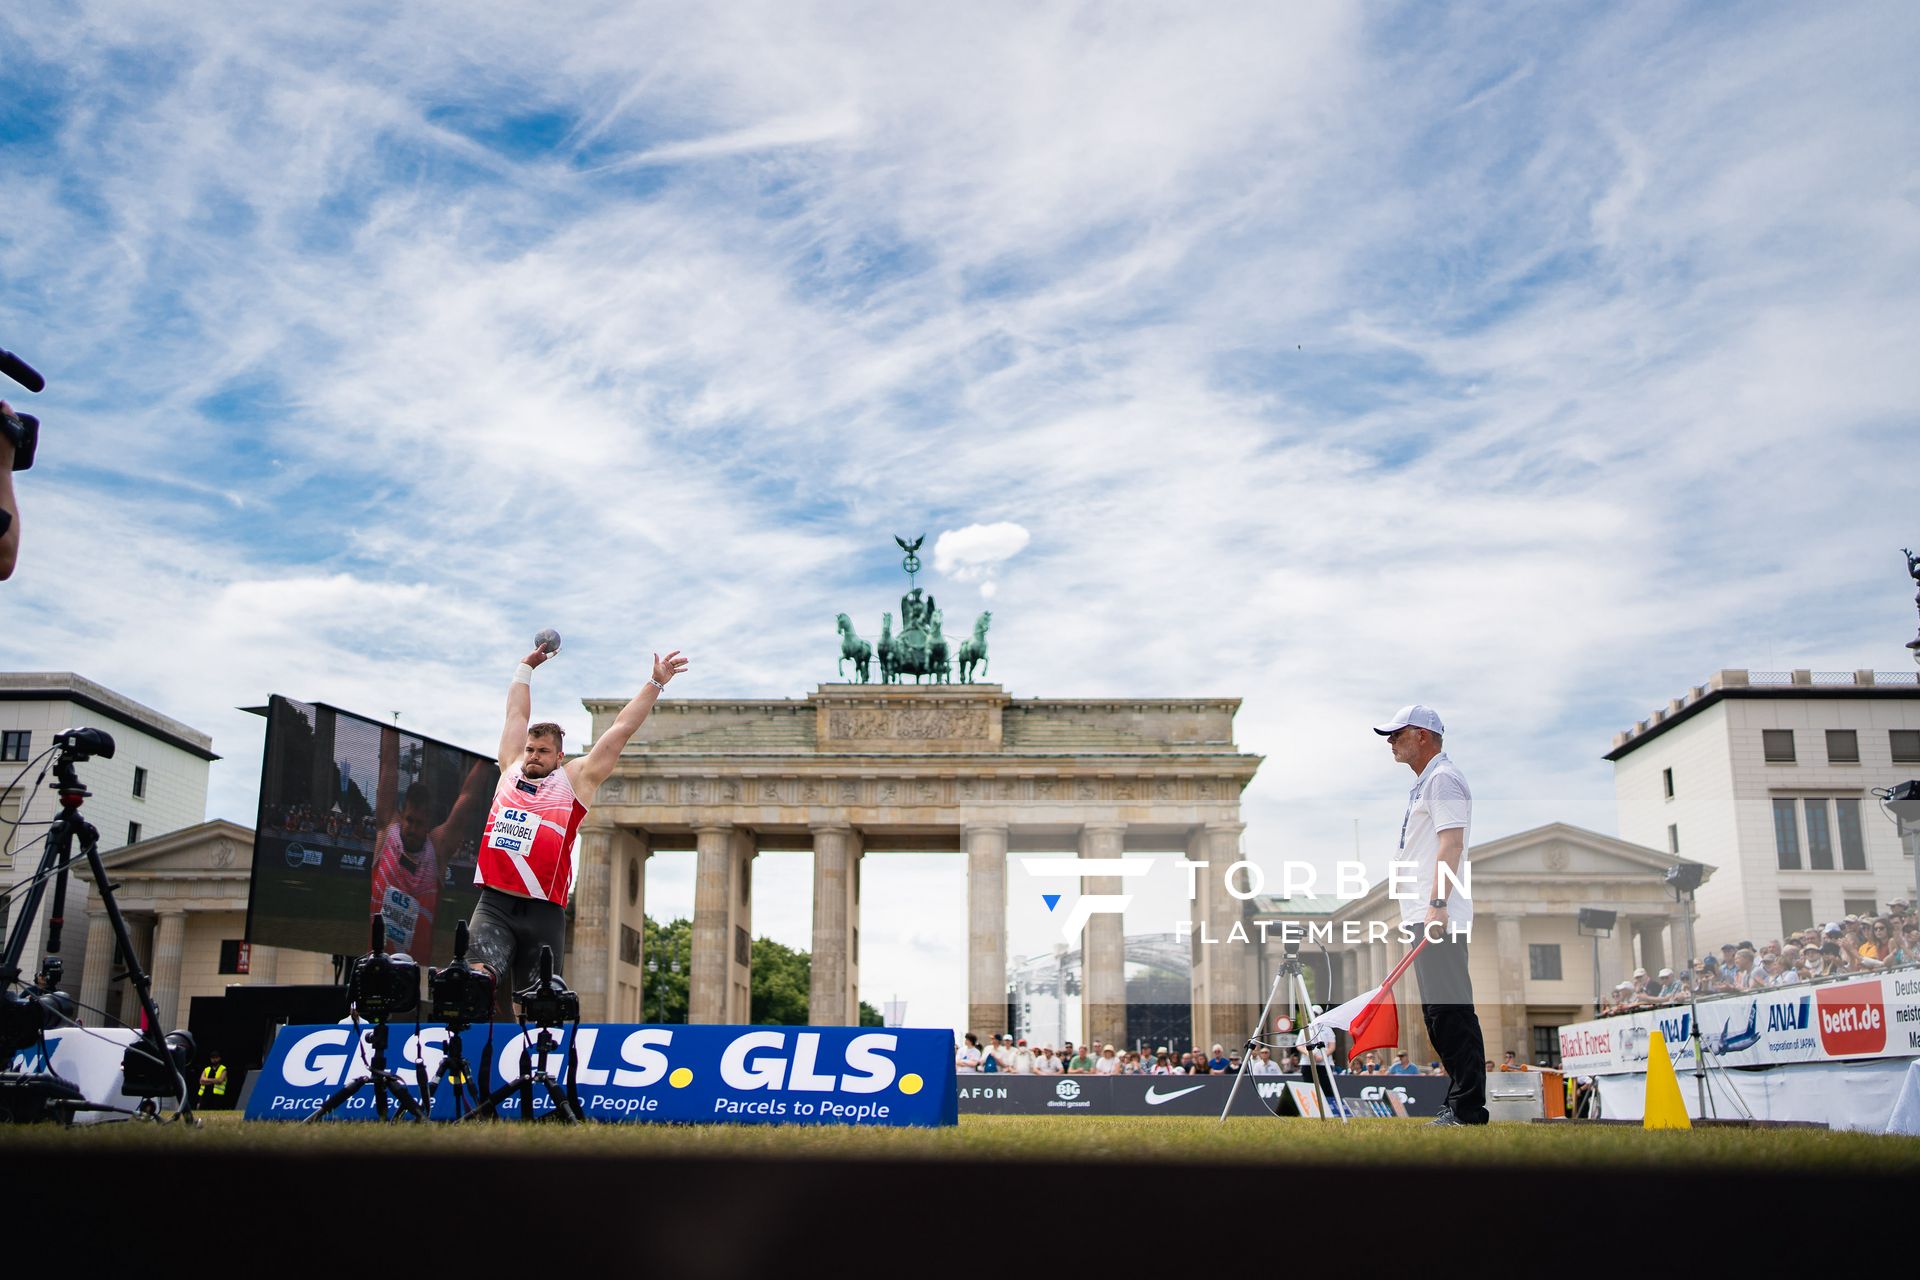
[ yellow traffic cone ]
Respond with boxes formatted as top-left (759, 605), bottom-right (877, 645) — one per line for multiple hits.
top-left (1642, 1029), bottom-right (1691, 1130)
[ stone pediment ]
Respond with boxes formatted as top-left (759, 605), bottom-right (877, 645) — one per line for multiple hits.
top-left (105, 819), bottom-right (255, 877)
top-left (1470, 822), bottom-right (1710, 881)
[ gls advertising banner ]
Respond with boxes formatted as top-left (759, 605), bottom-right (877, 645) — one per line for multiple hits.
top-left (1558, 971), bottom-right (1920, 1075)
top-left (246, 1023), bottom-right (957, 1126)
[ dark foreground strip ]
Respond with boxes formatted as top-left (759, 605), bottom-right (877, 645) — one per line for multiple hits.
top-left (20, 1146), bottom-right (1902, 1263)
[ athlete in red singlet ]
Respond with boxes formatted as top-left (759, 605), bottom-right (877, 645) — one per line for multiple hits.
top-left (466, 641), bottom-right (689, 997)
top-left (368, 766), bottom-right (490, 960)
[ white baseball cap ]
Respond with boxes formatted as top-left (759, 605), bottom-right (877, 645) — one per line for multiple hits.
top-left (1374, 704), bottom-right (1445, 736)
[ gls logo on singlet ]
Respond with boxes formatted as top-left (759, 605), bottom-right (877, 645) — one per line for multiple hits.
top-left (488, 807), bottom-right (539, 855)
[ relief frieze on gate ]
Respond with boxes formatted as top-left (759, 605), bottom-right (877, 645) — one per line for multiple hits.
top-left (602, 773), bottom-right (1238, 809)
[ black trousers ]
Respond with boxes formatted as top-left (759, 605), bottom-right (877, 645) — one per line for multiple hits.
top-left (1412, 929), bottom-right (1488, 1123)
top-left (467, 886), bottom-right (568, 1017)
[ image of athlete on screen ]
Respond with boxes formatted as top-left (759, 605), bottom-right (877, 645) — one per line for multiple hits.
top-left (467, 640), bottom-right (688, 1005)
top-left (370, 755), bottom-right (493, 961)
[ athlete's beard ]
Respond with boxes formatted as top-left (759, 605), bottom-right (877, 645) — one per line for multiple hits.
top-left (523, 759), bottom-right (555, 779)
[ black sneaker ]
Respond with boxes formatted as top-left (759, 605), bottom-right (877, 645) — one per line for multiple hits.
top-left (1428, 1105), bottom-right (1465, 1126)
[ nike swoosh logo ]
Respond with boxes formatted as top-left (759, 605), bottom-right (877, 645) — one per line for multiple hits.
top-left (1144, 1084), bottom-right (1205, 1105)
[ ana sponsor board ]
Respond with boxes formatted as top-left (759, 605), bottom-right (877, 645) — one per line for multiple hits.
top-left (1558, 971), bottom-right (1920, 1074)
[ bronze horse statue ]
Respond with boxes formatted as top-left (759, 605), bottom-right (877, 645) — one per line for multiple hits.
top-left (835, 613), bottom-right (871, 682)
top-left (957, 610), bottom-right (991, 682)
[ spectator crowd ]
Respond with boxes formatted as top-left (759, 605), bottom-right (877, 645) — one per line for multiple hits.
top-left (954, 1034), bottom-right (1455, 1077)
top-left (1598, 901), bottom-right (1916, 1015)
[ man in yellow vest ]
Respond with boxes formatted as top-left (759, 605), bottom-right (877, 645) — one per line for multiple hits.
top-left (198, 1051), bottom-right (229, 1108)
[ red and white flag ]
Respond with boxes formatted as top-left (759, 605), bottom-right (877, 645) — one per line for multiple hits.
top-left (1306, 939), bottom-right (1429, 1062)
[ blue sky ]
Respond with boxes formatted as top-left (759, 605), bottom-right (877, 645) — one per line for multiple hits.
top-left (3, 2), bottom-right (1917, 1033)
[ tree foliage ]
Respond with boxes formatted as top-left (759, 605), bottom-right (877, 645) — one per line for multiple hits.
top-left (639, 915), bottom-right (883, 1025)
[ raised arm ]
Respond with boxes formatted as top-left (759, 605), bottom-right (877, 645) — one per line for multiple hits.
top-left (432, 758), bottom-right (498, 850)
top-left (499, 646), bottom-right (553, 771)
top-left (569, 650), bottom-right (689, 796)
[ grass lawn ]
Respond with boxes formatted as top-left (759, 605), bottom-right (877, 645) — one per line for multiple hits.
top-left (8, 1112), bottom-right (1918, 1170)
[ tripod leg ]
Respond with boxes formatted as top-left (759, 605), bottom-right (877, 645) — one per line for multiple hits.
top-left (1220, 966), bottom-right (1288, 1122)
top-left (380, 1073), bottom-right (427, 1120)
top-left (305, 1077), bottom-right (370, 1123)
top-left (539, 1077), bottom-right (582, 1122)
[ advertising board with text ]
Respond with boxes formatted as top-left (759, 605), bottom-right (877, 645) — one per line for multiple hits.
top-left (1558, 970), bottom-right (1920, 1075)
top-left (245, 1023), bottom-right (957, 1126)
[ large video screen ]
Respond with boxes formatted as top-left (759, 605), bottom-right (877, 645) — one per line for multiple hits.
top-left (248, 696), bottom-right (498, 963)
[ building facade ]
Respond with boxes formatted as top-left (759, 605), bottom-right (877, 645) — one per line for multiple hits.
top-left (2, 672), bottom-right (218, 994)
top-left (1608, 669), bottom-right (1920, 951)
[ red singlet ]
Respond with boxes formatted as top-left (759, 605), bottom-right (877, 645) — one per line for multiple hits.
top-left (474, 762), bottom-right (587, 907)
top-left (370, 823), bottom-right (439, 956)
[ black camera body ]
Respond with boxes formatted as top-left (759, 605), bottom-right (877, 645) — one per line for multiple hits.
top-left (514, 945), bottom-right (579, 1027)
top-left (120, 1030), bottom-right (196, 1099)
top-left (351, 950), bottom-right (421, 1021)
top-left (429, 922), bottom-right (496, 1028)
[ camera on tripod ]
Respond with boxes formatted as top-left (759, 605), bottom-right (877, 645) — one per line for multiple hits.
top-left (429, 921), bottom-right (495, 1028)
top-left (348, 919), bottom-right (420, 1021)
top-left (52, 727), bottom-right (114, 761)
top-left (514, 945), bottom-right (579, 1027)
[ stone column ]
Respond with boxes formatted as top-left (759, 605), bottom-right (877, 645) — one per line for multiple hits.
top-left (1493, 913), bottom-right (1527, 1063)
top-left (1639, 917), bottom-right (1666, 976)
top-left (811, 823), bottom-right (859, 1026)
top-left (79, 909), bottom-right (115, 1027)
top-left (689, 823), bottom-right (735, 1025)
top-left (1613, 917), bottom-right (1638, 990)
top-left (1195, 821), bottom-right (1249, 1054)
top-left (1669, 908), bottom-right (1693, 972)
top-left (1080, 823), bottom-right (1127, 1051)
top-left (151, 909), bottom-right (187, 1032)
top-left (964, 823), bottom-right (1009, 1038)
top-left (609, 832), bottom-right (650, 1024)
top-left (729, 828), bottom-right (757, 1023)
top-left (571, 825), bottom-right (615, 1021)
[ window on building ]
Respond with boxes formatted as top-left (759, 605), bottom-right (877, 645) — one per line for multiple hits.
top-left (1779, 898), bottom-right (1815, 936)
top-left (1662, 767), bottom-right (1674, 799)
top-left (1804, 799), bottom-right (1833, 870)
top-left (218, 940), bottom-right (251, 975)
top-left (0, 730), bottom-right (28, 762)
top-left (1530, 1025), bottom-right (1562, 1069)
top-left (1667, 824), bottom-right (1680, 854)
top-left (1773, 798), bottom-right (1801, 870)
top-left (1528, 943), bottom-right (1562, 981)
top-left (126, 821), bottom-right (142, 846)
top-left (1825, 730), bottom-right (1859, 764)
top-left (1763, 730), bottom-right (1796, 763)
top-left (1835, 798), bottom-right (1866, 871)
top-left (734, 925), bottom-right (750, 966)
top-left (1843, 897), bottom-right (1877, 919)
top-left (619, 924), bottom-right (641, 966)
top-left (1891, 729), bottom-right (1920, 764)
top-left (132, 766), bottom-right (147, 799)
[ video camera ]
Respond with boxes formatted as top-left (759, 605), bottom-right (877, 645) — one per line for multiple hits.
top-left (513, 945), bottom-right (579, 1028)
top-left (429, 920), bottom-right (496, 1029)
top-left (0, 344), bottom-right (42, 472)
top-left (348, 918), bottom-right (420, 1021)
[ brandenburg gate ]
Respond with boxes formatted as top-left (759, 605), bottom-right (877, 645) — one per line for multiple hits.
top-left (568, 684), bottom-right (1264, 1049)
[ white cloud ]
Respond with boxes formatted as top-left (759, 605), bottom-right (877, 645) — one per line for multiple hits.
top-left (933, 521), bottom-right (1031, 586)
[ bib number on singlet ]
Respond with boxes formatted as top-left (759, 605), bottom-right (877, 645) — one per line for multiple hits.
top-left (488, 807), bottom-right (539, 855)
top-left (381, 887), bottom-right (421, 949)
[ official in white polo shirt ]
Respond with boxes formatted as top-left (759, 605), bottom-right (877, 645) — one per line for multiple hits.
top-left (1375, 703), bottom-right (1488, 1126)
